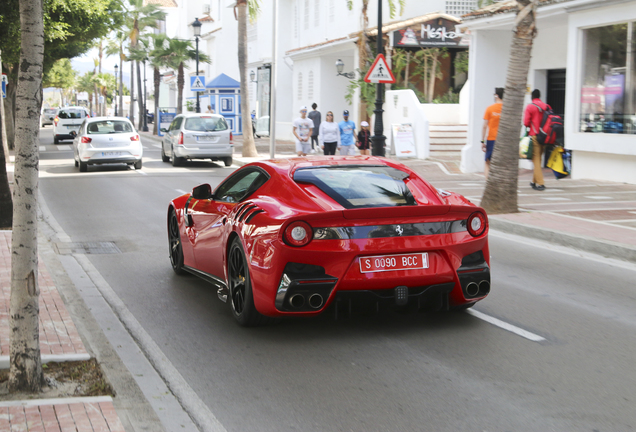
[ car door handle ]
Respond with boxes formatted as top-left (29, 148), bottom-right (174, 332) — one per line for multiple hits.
top-left (222, 217), bottom-right (227, 225)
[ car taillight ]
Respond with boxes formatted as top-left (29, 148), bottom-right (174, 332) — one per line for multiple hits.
top-left (130, 134), bottom-right (140, 141)
top-left (467, 212), bottom-right (487, 237)
top-left (284, 221), bottom-right (313, 247)
top-left (178, 132), bottom-right (184, 145)
top-left (54, 116), bottom-right (59, 126)
top-left (230, 132), bottom-right (233, 144)
top-left (81, 136), bottom-right (92, 143)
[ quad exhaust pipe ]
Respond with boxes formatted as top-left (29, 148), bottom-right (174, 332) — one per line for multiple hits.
top-left (308, 294), bottom-right (324, 309)
top-left (290, 294), bottom-right (305, 308)
top-left (465, 280), bottom-right (490, 297)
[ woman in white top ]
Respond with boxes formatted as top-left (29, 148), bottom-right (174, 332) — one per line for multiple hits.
top-left (318, 111), bottom-right (341, 155)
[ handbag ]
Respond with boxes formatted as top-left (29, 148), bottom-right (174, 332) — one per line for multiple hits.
top-left (519, 133), bottom-right (533, 159)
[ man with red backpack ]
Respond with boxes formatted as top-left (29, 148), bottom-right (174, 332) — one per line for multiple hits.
top-left (524, 89), bottom-right (551, 191)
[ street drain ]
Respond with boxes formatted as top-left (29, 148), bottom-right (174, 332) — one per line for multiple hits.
top-left (54, 241), bottom-right (122, 255)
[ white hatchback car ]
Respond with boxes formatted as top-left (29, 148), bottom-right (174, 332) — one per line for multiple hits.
top-left (160, 113), bottom-right (233, 167)
top-left (73, 117), bottom-right (143, 172)
top-left (53, 106), bottom-right (90, 143)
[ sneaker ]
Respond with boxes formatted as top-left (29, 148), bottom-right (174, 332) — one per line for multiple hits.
top-left (530, 182), bottom-right (537, 189)
top-left (535, 184), bottom-right (546, 191)
top-left (310, 149), bottom-right (316, 154)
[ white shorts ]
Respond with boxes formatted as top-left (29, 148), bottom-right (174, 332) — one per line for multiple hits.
top-left (339, 145), bottom-right (357, 156)
top-left (296, 141), bottom-right (312, 154)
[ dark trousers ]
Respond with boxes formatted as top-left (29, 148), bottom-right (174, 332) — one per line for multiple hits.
top-left (311, 136), bottom-right (319, 149)
top-left (323, 142), bottom-right (337, 155)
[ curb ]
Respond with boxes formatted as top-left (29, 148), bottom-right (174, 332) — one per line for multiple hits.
top-left (489, 217), bottom-right (636, 264)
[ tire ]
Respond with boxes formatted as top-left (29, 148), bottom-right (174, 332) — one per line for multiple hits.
top-left (228, 238), bottom-right (269, 326)
top-left (54, 137), bottom-right (59, 144)
top-left (168, 210), bottom-right (185, 275)
top-left (134, 159), bottom-right (142, 170)
top-left (171, 147), bottom-right (183, 167)
top-left (161, 146), bottom-right (170, 163)
top-left (223, 157), bottom-right (232, 167)
top-left (79, 161), bottom-right (88, 172)
top-left (74, 159), bottom-right (78, 168)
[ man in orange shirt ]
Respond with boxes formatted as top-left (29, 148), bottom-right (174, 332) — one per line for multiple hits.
top-left (481, 87), bottom-right (504, 179)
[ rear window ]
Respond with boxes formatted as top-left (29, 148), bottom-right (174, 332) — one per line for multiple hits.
top-left (87, 120), bottom-right (134, 134)
top-left (293, 165), bottom-right (417, 209)
top-left (184, 116), bottom-right (228, 132)
top-left (58, 109), bottom-right (86, 119)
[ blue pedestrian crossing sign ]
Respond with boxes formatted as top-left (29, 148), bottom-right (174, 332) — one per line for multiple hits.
top-left (190, 76), bottom-right (206, 92)
top-left (1, 73), bottom-right (6, 98)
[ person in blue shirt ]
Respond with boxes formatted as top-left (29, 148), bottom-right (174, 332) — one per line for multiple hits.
top-left (338, 110), bottom-right (357, 156)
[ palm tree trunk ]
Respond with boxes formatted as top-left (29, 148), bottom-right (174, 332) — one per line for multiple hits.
top-left (404, 51), bottom-right (410, 87)
top-left (238, 0), bottom-right (257, 157)
top-left (119, 52), bottom-right (123, 118)
top-left (10, 0), bottom-right (44, 392)
top-left (136, 60), bottom-right (144, 130)
top-left (130, 61), bottom-right (135, 124)
top-left (177, 63), bottom-right (184, 115)
top-left (358, 0), bottom-right (370, 124)
top-left (480, 0), bottom-right (537, 214)
top-left (153, 66), bottom-right (160, 135)
top-left (428, 51), bottom-right (438, 102)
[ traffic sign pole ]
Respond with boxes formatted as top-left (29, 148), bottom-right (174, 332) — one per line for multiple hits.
top-left (371, 0), bottom-right (386, 157)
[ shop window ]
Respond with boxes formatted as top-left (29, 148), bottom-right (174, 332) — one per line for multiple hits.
top-left (580, 22), bottom-right (636, 134)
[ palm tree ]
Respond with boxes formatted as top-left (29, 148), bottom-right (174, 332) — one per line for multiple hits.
top-left (10, 0), bottom-right (44, 392)
top-left (124, 0), bottom-right (165, 126)
top-left (155, 38), bottom-right (210, 115)
top-left (105, 31), bottom-right (127, 118)
top-left (236, 0), bottom-right (260, 157)
top-left (148, 33), bottom-right (169, 135)
top-left (76, 72), bottom-right (96, 113)
top-left (480, 0), bottom-right (539, 214)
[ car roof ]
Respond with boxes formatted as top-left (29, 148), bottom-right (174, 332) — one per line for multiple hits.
top-left (180, 113), bottom-right (224, 118)
top-left (86, 116), bottom-right (133, 123)
top-left (254, 156), bottom-right (411, 174)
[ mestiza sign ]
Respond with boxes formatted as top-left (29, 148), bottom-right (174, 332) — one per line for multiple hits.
top-left (393, 18), bottom-right (468, 48)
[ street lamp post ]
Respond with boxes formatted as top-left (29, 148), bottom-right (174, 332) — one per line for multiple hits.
top-left (192, 18), bottom-right (202, 114)
top-left (142, 59), bottom-right (149, 132)
top-left (371, 0), bottom-right (386, 157)
top-left (114, 64), bottom-right (118, 116)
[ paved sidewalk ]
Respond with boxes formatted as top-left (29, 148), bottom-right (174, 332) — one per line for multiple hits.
top-left (0, 396), bottom-right (124, 432)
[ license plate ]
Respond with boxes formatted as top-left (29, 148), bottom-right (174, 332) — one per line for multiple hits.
top-left (101, 152), bottom-right (122, 157)
top-left (67, 126), bottom-right (78, 129)
top-left (359, 253), bottom-right (428, 273)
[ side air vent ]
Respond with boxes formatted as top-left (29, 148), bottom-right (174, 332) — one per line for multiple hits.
top-left (244, 208), bottom-right (265, 223)
top-left (237, 204), bottom-right (258, 222)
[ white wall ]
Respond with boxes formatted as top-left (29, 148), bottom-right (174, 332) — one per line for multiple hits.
top-left (384, 89), bottom-right (429, 159)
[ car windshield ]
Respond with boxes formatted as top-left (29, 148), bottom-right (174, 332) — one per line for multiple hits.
top-left (184, 116), bottom-right (228, 132)
top-left (86, 120), bottom-right (134, 134)
top-left (44, 109), bottom-right (57, 114)
top-left (293, 165), bottom-right (417, 209)
top-left (58, 109), bottom-right (85, 119)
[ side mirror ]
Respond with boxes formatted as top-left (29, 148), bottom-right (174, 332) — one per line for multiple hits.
top-left (160, 128), bottom-right (168, 133)
top-left (192, 183), bottom-right (213, 200)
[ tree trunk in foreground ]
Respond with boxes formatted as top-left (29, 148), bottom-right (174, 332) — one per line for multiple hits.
top-left (480, 0), bottom-right (537, 214)
top-left (9, 0), bottom-right (45, 392)
top-left (237, 0), bottom-right (257, 157)
top-left (153, 67), bottom-right (160, 135)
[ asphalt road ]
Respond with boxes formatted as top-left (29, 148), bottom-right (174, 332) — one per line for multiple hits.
top-left (38, 127), bottom-right (636, 431)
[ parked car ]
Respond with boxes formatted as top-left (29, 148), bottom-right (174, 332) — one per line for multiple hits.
top-left (53, 106), bottom-right (90, 144)
top-left (72, 117), bottom-right (143, 172)
top-left (160, 113), bottom-right (233, 167)
top-left (167, 156), bottom-right (490, 326)
top-left (41, 108), bottom-right (58, 127)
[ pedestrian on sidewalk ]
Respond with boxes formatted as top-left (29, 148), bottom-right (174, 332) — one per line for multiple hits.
top-left (319, 111), bottom-right (340, 155)
top-left (307, 103), bottom-right (321, 153)
top-left (482, 87), bottom-right (504, 180)
top-left (338, 110), bottom-right (357, 156)
top-left (206, 105), bottom-right (215, 113)
top-left (293, 106), bottom-right (314, 156)
top-left (524, 89), bottom-right (551, 191)
top-left (357, 121), bottom-right (371, 156)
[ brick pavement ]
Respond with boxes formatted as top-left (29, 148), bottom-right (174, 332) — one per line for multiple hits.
top-left (0, 397), bottom-right (125, 432)
top-left (0, 231), bottom-right (88, 360)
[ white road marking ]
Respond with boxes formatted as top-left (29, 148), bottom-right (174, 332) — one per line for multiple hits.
top-left (153, 144), bottom-right (162, 148)
top-left (466, 309), bottom-right (546, 342)
top-left (585, 196), bottom-right (613, 200)
top-left (136, 170), bottom-right (148, 176)
top-left (57, 145), bottom-right (72, 151)
top-left (540, 197), bottom-right (571, 201)
top-left (39, 146), bottom-right (46, 152)
top-left (459, 183), bottom-right (483, 186)
top-left (175, 189), bottom-right (188, 194)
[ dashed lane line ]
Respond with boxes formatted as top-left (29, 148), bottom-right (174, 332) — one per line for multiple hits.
top-left (466, 309), bottom-right (546, 342)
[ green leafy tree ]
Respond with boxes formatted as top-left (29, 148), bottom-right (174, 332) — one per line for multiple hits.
top-left (148, 33), bottom-right (169, 135)
top-left (43, 58), bottom-right (77, 105)
top-left (105, 31), bottom-right (128, 117)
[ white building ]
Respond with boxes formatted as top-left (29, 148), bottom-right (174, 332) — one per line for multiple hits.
top-left (459, 0), bottom-right (636, 184)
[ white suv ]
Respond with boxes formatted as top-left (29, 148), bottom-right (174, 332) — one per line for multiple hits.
top-left (53, 106), bottom-right (90, 144)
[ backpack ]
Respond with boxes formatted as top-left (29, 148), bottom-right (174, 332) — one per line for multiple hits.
top-left (533, 103), bottom-right (564, 146)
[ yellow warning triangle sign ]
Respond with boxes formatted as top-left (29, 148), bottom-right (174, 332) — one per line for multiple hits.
top-left (364, 54), bottom-right (396, 84)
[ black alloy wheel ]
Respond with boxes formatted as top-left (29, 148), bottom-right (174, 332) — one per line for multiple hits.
top-left (169, 210), bottom-right (185, 275)
top-left (228, 238), bottom-right (267, 326)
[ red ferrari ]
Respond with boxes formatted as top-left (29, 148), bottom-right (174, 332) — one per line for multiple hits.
top-left (167, 156), bottom-right (490, 326)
